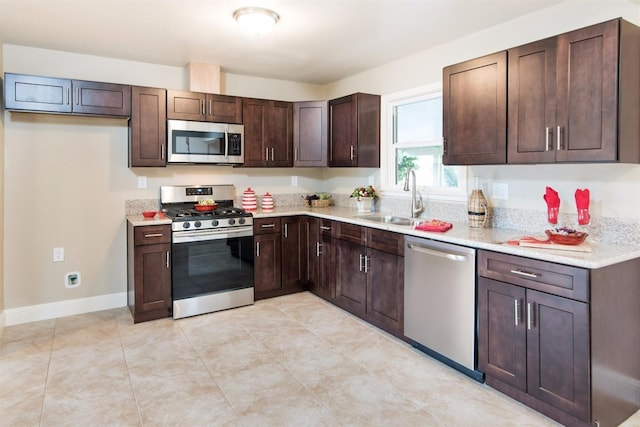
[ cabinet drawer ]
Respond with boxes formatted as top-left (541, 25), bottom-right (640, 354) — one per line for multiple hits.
top-left (334, 222), bottom-right (365, 244)
top-left (478, 250), bottom-right (589, 302)
top-left (254, 217), bottom-right (282, 235)
top-left (367, 228), bottom-right (404, 256)
top-left (134, 225), bottom-right (171, 246)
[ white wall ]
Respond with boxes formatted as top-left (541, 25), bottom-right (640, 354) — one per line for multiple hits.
top-left (2, 46), bottom-right (326, 313)
top-left (321, 0), bottom-right (640, 220)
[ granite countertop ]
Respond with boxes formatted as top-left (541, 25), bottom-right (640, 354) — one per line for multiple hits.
top-left (251, 206), bottom-right (640, 269)
top-left (126, 207), bottom-right (640, 269)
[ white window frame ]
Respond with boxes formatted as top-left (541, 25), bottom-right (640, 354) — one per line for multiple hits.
top-left (380, 83), bottom-right (467, 202)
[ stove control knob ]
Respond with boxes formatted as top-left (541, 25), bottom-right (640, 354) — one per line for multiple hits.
top-left (238, 218), bottom-right (246, 225)
top-left (194, 221), bottom-right (201, 228)
top-left (228, 219), bottom-right (236, 225)
top-left (183, 222), bottom-right (190, 229)
top-left (211, 219), bottom-right (219, 227)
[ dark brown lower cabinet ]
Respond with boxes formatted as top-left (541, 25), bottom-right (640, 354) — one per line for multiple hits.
top-left (127, 224), bottom-right (172, 323)
top-left (307, 218), bottom-right (336, 301)
top-left (478, 250), bottom-right (640, 427)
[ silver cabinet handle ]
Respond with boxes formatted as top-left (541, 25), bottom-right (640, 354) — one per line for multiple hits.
top-left (527, 303), bottom-right (533, 330)
top-left (66, 87), bottom-right (70, 105)
top-left (261, 223), bottom-right (276, 229)
top-left (320, 226), bottom-right (331, 231)
top-left (514, 299), bottom-right (520, 326)
top-left (201, 100), bottom-right (205, 115)
top-left (265, 147), bottom-right (269, 162)
top-left (545, 127), bottom-right (551, 151)
top-left (166, 251), bottom-right (170, 269)
top-left (284, 223), bottom-right (288, 238)
top-left (359, 254), bottom-right (365, 272)
top-left (364, 256), bottom-right (370, 273)
top-left (75, 87), bottom-right (80, 105)
top-left (208, 100), bottom-right (212, 115)
top-left (160, 144), bottom-right (165, 160)
top-left (144, 233), bottom-right (164, 238)
top-left (295, 147), bottom-right (299, 161)
top-left (406, 243), bottom-right (468, 262)
top-left (509, 269), bottom-right (538, 279)
top-left (271, 147), bottom-right (275, 161)
top-left (556, 125), bottom-right (562, 150)
top-left (316, 242), bottom-right (322, 257)
top-left (256, 242), bottom-right (260, 257)
top-left (350, 145), bottom-right (355, 160)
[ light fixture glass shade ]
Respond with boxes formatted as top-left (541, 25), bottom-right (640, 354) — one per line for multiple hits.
top-left (233, 7), bottom-right (280, 35)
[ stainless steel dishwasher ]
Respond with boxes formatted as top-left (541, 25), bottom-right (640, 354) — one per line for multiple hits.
top-left (404, 235), bottom-right (484, 382)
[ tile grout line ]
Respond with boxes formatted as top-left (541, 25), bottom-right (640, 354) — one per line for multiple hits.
top-left (115, 315), bottom-right (144, 427)
top-left (38, 318), bottom-right (57, 427)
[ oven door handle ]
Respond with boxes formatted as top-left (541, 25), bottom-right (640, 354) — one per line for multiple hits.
top-left (173, 227), bottom-right (253, 243)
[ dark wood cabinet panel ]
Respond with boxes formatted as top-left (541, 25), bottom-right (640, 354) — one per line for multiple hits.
top-left (4, 73), bottom-right (131, 117)
top-left (507, 38), bottom-right (557, 164)
top-left (242, 98), bottom-right (293, 167)
top-left (443, 52), bottom-right (507, 165)
top-left (281, 216), bottom-right (306, 288)
top-left (243, 98), bottom-right (269, 166)
top-left (334, 221), bottom-right (365, 245)
top-left (206, 94), bottom-right (242, 123)
top-left (366, 247), bottom-right (403, 333)
top-left (329, 93), bottom-right (380, 167)
top-left (293, 101), bottom-right (328, 167)
top-left (127, 224), bottom-right (172, 323)
top-left (335, 239), bottom-right (367, 316)
top-left (254, 217), bottom-right (282, 235)
top-left (308, 219), bottom-right (336, 301)
top-left (129, 86), bottom-right (167, 167)
top-left (254, 233), bottom-right (281, 293)
top-left (166, 90), bottom-right (205, 121)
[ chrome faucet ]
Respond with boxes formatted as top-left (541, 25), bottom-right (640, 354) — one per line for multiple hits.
top-left (403, 168), bottom-right (424, 218)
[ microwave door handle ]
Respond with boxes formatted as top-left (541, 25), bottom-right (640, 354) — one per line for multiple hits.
top-left (224, 131), bottom-right (229, 159)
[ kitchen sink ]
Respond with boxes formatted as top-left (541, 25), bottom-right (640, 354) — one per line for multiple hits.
top-left (357, 214), bottom-right (420, 226)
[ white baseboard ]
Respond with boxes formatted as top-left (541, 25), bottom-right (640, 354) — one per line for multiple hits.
top-left (4, 292), bottom-right (127, 326)
top-left (0, 310), bottom-right (6, 338)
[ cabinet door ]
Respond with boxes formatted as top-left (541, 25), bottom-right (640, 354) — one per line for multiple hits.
top-left (556, 19), bottom-right (619, 162)
top-left (354, 93), bottom-right (380, 167)
top-left (507, 38), bottom-right (557, 164)
top-left (335, 239), bottom-right (366, 315)
top-left (254, 233), bottom-right (281, 293)
top-left (281, 216), bottom-right (306, 288)
top-left (306, 217), bottom-right (320, 292)
top-left (242, 98), bottom-right (268, 166)
top-left (329, 94), bottom-right (357, 167)
top-left (443, 52), bottom-right (507, 165)
top-left (318, 231), bottom-right (335, 300)
top-left (134, 242), bottom-right (171, 314)
top-left (206, 94), bottom-right (242, 124)
top-left (4, 73), bottom-right (72, 113)
top-left (167, 90), bottom-right (206, 121)
top-left (72, 80), bottom-right (131, 116)
top-left (478, 277), bottom-right (527, 392)
top-left (526, 289), bottom-right (590, 422)
top-left (267, 101), bottom-right (293, 167)
top-left (366, 247), bottom-right (403, 333)
top-left (294, 101), bottom-right (328, 167)
top-left (130, 86), bottom-right (167, 167)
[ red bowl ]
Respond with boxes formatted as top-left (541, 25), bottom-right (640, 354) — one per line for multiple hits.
top-left (194, 204), bottom-right (217, 212)
top-left (545, 229), bottom-right (588, 245)
top-left (142, 211), bottom-right (157, 218)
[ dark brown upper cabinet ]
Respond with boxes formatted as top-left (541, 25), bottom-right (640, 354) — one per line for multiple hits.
top-left (242, 98), bottom-right (293, 167)
top-left (129, 86), bottom-right (167, 167)
top-left (509, 19), bottom-right (640, 164)
top-left (329, 93), bottom-right (380, 167)
top-left (4, 73), bottom-right (131, 117)
top-left (443, 52), bottom-right (508, 165)
top-left (166, 90), bottom-right (242, 124)
top-left (293, 101), bottom-right (328, 167)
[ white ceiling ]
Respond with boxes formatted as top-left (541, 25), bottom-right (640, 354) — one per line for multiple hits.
top-left (0, 0), bottom-right (566, 84)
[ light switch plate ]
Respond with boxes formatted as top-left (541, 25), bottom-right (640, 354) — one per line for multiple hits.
top-left (291, 176), bottom-right (298, 186)
top-left (493, 183), bottom-right (509, 200)
top-left (138, 176), bottom-right (147, 189)
top-left (53, 247), bottom-right (64, 262)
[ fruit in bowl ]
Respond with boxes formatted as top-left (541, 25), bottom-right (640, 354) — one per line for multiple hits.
top-left (142, 211), bottom-right (157, 218)
top-left (545, 227), bottom-right (588, 245)
top-left (195, 199), bottom-right (218, 211)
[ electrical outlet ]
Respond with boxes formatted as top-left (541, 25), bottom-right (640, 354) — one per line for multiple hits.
top-left (53, 247), bottom-right (64, 262)
top-left (368, 175), bottom-right (374, 186)
top-left (138, 176), bottom-right (147, 189)
top-left (492, 183), bottom-right (509, 200)
top-left (291, 176), bottom-right (298, 186)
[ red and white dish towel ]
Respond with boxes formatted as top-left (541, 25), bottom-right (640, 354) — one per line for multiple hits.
top-left (414, 220), bottom-right (453, 232)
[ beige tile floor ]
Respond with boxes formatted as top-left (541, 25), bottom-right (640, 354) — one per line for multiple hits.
top-left (2, 291), bottom-right (639, 426)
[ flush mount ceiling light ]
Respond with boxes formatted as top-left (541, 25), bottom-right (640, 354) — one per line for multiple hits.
top-left (233, 7), bottom-right (280, 36)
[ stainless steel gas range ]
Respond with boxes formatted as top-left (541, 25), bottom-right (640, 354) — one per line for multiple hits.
top-left (160, 185), bottom-right (254, 319)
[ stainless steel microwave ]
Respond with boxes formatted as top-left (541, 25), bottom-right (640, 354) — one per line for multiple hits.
top-left (167, 120), bottom-right (244, 164)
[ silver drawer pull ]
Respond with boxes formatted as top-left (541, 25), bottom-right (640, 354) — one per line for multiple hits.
top-left (261, 223), bottom-right (276, 228)
top-left (509, 269), bottom-right (538, 279)
top-left (320, 226), bottom-right (331, 231)
top-left (144, 233), bottom-right (164, 238)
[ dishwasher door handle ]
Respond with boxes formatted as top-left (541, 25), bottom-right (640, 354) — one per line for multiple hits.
top-left (406, 243), bottom-right (469, 262)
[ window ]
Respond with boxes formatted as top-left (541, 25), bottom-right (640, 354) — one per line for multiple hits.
top-left (381, 83), bottom-right (466, 200)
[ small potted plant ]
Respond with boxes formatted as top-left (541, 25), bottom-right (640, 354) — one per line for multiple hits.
top-left (350, 185), bottom-right (378, 212)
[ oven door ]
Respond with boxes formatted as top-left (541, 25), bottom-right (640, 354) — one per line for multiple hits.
top-left (172, 228), bottom-right (254, 312)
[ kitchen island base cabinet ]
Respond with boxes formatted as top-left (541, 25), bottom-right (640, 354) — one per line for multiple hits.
top-left (127, 224), bottom-right (172, 323)
top-left (478, 250), bottom-right (640, 427)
